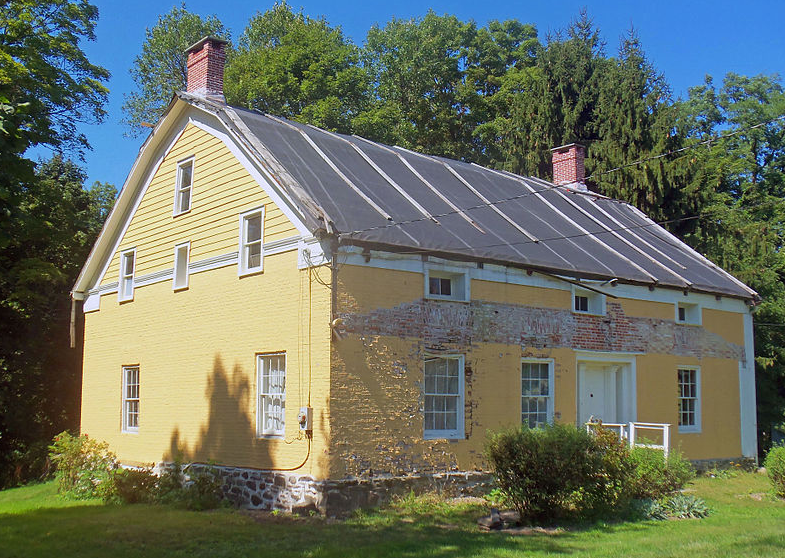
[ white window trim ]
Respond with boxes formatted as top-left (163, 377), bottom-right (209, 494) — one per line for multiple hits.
top-left (122, 365), bottom-right (140, 434)
top-left (118, 248), bottom-right (136, 302)
top-left (677, 365), bottom-right (701, 433)
top-left (571, 284), bottom-right (606, 316)
top-left (424, 265), bottom-right (470, 302)
top-left (256, 352), bottom-right (286, 438)
top-left (521, 358), bottom-right (555, 428)
top-left (675, 301), bottom-right (702, 325)
top-left (238, 206), bottom-right (265, 277)
top-left (173, 241), bottom-right (191, 291)
top-left (173, 156), bottom-right (194, 216)
top-left (423, 354), bottom-right (465, 440)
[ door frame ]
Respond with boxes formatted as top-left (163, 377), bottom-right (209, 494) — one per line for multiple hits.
top-left (575, 352), bottom-right (637, 427)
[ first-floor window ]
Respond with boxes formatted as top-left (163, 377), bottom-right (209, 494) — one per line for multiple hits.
top-left (424, 355), bottom-right (464, 439)
top-left (122, 366), bottom-right (140, 432)
top-left (678, 367), bottom-right (700, 432)
top-left (257, 353), bottom-right (285, 437)
top-left (521, 360), bottom-right (553, 428)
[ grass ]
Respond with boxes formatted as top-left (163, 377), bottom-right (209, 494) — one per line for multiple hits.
top-left (0, 473), bottom-right (783, 557)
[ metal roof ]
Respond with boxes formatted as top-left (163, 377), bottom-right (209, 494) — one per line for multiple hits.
top-left (221, 102), bottom-right (756, 301)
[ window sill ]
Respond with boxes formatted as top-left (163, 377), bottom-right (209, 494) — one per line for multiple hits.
top-left (424, 295), bottom-right (470, 303)
top-left (678, 427), bottom-right (701, 434)
top-left (121, 429), bottom-right (139, 435)
top-left (173, 209), bottom-right (192, 218)
top-left (572, 310), bottom-right (606, 317)
top-left (424, 431), bottom-right (464, 440)
top-left (238, 267), bottom-right (264, 278)
top-left (256, 434), bottom-right (285, 440)
top-left (173, 285), bottom-right (189, 292)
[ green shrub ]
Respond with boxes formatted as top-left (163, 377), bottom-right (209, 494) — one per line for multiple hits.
top-left (48, 431), bottom-right (117, 499)
top-left (663, 493), bottom-right (710, 519)
top-left (109, 467), bottom-right (158, 504)
top-left (155, 462), bottom-right (223, 510)
top-left (763, 445), bottom-right (785, 498)
top-left (628, 498), bottom-right (669, 520)
top-left (484, 423), bottom-right (631, 522)
top-left (629, 446), bottom-right (694, 499)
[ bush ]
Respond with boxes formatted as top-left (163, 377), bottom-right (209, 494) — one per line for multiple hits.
top-left (764, 445), bottom-right (785, 498)
top-left (628, 446), bottom-right (695, 499)
top-left (109, 467), bottom-right (158, 504)
top-left (663, 494), bottom-right (710, 519)
top-left (48, 431), bottom-right (117, 499)
top-left (484, 423), bottom-right (632, 522)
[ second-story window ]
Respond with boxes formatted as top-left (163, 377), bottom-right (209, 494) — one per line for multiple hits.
top-left (174, 158), bottom-right (193, 215)
top-left (119, 249), bottom-right (136, 302)
top-left (239, 207), bottom-right (265, 276)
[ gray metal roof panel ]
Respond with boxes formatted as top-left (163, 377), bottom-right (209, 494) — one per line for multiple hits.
top-left (227, 105), bottom-right (756, 301)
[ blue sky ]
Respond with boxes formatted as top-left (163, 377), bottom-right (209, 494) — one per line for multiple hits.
top-left (39, 0), bottom-right (785, 188)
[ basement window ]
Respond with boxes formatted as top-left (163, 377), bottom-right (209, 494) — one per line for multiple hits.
top-left (572, 285), bottom-right (605, 315)
top-left (676, 302), bottom-right (701, 325)
top-left (174, 158), bottom-right (194, 216)
top-left (425, 267), bottom-right (469, 301)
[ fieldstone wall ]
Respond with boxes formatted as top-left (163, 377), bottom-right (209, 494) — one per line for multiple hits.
top-left (171, 463), bottom-right (493, 516)
top-left (691, 456), bottom-right (757, 473)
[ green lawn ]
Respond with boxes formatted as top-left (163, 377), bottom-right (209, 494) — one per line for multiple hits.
top-left (0, 473), bottom-right (783, 558)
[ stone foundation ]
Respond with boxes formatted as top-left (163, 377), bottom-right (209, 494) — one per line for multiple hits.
top-left (172, 463), bottom-right (494, 517)
top-left (691, 456), bottom-right (757, 473)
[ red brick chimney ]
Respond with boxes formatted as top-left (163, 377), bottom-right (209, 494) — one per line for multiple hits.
top-left (185, 36), bottom-right (228, 102)
top-left (550, 143), bottom-right (587, 191)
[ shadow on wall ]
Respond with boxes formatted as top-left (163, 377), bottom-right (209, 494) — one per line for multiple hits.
top-left (164, 355), bottom-right (308, 472)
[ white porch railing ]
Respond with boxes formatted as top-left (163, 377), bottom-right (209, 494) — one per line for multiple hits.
top-left (586, 421), bottom-right (671, 460)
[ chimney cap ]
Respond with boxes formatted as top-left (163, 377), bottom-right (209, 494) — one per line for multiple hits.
top-left (550, 142), bottom-right (585, 153)
top-left (185, 36), bottom-right (228, 55)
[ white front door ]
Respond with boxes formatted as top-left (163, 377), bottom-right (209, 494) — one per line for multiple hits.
top-left (578, 364), bottom-right (618, 425)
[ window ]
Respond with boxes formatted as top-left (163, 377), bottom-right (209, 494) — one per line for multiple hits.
top-left (257, 353), bottom-right (285, 437)
top-left (239, 207), bottom-right (265, 275)
top-left (521, 360), bottom-right (554, 428)
top-left (122, 366), bottom-right (140, 432)
top-left (425, 267), bottom-right (469, 301)
top-left (424, 355), bottom-right (464, 439)
top-left (678, 367), bottom-right (700, 432)
top-left (174, 158), bottom-right (193, 215)
top-left (119, 249), bottom-right (136, 302)
top-left (572, 286), bottom-right (605, 315)
top-left (173, 242), bottom-right (190, 290)
top-left (676, 302), bottom-right (701, 325)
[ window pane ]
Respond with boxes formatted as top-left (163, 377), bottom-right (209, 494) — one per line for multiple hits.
top-left (429, 277), bottom-right (441, 295)
top-left (180, 164), bottom-right (192, 188)
top-left (124, 253), bottom-right (134, 275)
top-left (179, 188), bottom-right (191, 213)
top-left (440, 278), bottom-right (452, 296)
top-left (246, 214), bottom-right (262, 242)
top-left (247, 243), bottom-right (261, 269)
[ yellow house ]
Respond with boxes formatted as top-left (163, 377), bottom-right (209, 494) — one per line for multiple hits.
top-left (72, 37), bottom-right (758, 514)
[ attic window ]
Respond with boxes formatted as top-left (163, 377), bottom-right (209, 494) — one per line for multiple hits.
top-left (572, 285), bottom-right (605, 315)
top-left (425, 267), bottom-right (469, 301)
top-left (676, 302), bottom-right (701, 325)
top-left (173, 242), bottom-right (190, 291)
top-left (239, 207), bottom-right (265, 276)
top-left (118, 249), bottom-right (136, 302)
top-left (174, 158), bottom-right (194, 215)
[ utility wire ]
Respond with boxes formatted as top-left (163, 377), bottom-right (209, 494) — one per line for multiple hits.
top-left (340, 113), bottom-right (785, 239)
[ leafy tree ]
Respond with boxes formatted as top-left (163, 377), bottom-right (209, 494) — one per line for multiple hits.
top-left (224, 1), bottom-right (367, 133)
top-left (679, 73), bottom-right (785, 453)
top-left (358, 11), bottom-right (480, 159)
top-left (0, 0), bottom-right (111, 486)
top-left (122, 4), bottom-right (229, 136)
top-left (0, 156), bottom-right (115, 487)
